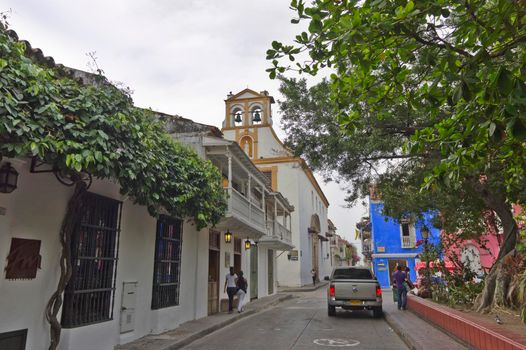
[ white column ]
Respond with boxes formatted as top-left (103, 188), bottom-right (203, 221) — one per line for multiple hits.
top-left (248, 174), bottom-right (252, 220)
top-left (274, 197), bottom-right (278, 238)
top-left (227, 151), bottom-right (233, 209)
top-left (261, 185), bottom-right (266, 210)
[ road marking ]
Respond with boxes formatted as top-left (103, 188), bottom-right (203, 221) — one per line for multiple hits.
top-left (313, 339), bottom-right (360, 347)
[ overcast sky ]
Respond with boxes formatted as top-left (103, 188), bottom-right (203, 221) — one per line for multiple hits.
top-left (3, 0), bottom-right (368, 245)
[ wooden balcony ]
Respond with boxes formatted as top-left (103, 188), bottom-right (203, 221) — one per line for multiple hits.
top-left (215, 187), bottom-right (267, 239)
top-left (259, 219), bottom-right (293, 250)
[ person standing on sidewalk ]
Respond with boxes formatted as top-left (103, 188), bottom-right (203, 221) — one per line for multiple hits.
top-left (224, 266), bottom-right (237, 314)
top-left (392, 265), bottom-right (407, 310)
top-left (236, 270), bottom-right (248, 313)
top-left (311, 268), bottom-right (317, 286)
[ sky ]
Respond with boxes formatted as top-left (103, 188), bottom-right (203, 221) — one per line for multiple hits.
top-left (2, 0), bottom-right (368, 246)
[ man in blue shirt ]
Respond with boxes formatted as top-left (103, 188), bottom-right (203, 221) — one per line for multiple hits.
top-left (392, 265), bottom-right (407, 310)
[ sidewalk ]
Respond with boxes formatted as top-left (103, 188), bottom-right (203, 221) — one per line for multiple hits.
top-left (278, 280), bottom-right (328, 292)
top-left (382, 290), bottom-right (468, 350)
top-left (116, 293), bottom-right (293, 350)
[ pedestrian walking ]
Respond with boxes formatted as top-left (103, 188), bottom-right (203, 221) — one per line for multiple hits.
top-left (224, 266), bottom-right (237, 314)
top-left (236, 271), bottom-right (248, 313)
top-left (311, 268), bottom-right (317, 286)
top-left (392, 265), bottom-right (407, 310)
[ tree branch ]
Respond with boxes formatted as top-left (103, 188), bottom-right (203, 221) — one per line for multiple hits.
top-left (464, 0), bottom-right (493, 34)
top-left (360, 154), bottom-right (422, 161)
top-left (404, 25), bottom-right (473, 58)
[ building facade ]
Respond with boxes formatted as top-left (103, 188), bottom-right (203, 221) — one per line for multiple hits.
top-left (168, 115), bottom-right (294, 310)
top-left (369, 199), bottom-right (440, 289)
top-left (221, 89), bottom-right (332, 286)
top-left (0, 114), bottom-right (294, 350)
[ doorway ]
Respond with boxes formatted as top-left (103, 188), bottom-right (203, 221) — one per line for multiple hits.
top-left (208, 230), bottom-right (221, 315)
top-left (388, 259), bottom-right (408, 284)
top-left (268, 249), bottom-right (274, 295)
top-left (234, 238), bottom-right (242, 274)
top-left (312, 235), bottom-right (319, 281)
top-left (250, 246), bottom-right (258, 300)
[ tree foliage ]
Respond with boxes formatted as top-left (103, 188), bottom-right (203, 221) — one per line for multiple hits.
top-left (270, 0), bottom-right (526, 312)
top-left (268, 0), bottom-right (526, 199)
top-left (278, 76), bottom-right (489, 239)
top-left (0, 26), bottom-right (226, 229)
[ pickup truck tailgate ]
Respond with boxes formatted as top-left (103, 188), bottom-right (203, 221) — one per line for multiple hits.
top-left (334, 280), bottom-right (377, 300)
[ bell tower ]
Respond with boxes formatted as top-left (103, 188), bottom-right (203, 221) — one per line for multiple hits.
top-left (221, 89), bottom-right (275, 160)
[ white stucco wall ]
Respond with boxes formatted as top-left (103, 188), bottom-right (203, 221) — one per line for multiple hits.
top-left (0, 159), bottom-right (209, 350)
top-left (223, 123), bottom-right (330, 288)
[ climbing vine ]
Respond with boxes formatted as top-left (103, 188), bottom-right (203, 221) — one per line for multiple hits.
top-left (0, 24), bottom-right (226, 349)
top-left (0, 26), bottom-right (226, 228)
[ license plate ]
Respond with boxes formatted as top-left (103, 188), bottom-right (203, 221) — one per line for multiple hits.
top-left (348, 300), bottom-right (362, 305)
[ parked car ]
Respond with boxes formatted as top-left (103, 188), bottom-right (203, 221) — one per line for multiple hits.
top-left (326, 266), bottom-right (383, 317)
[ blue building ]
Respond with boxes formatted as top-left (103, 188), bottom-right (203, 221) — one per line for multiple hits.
top-left (370, 199), bottom-right (440, 288)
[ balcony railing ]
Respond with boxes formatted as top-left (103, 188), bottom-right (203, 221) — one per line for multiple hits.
top-left (227, 188), bottom-right (265, 230)
top-left (266, 220), bottom-right (292, 244)
top-left (402, 235), bottom-right (416, 248)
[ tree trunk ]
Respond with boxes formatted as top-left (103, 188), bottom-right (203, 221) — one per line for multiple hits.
top-left (45, 181), bottom-right (86, 350)
top-left (471, 181), bottom-right (518, 312)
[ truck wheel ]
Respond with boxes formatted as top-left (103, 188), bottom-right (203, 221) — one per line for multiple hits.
top-left (373, 307), bottom-right (383, 318)
top-left (328, 305), bottom-right (336, 316)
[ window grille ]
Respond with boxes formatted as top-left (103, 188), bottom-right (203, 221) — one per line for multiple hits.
top-left (151, 215), bottom-right (183, 309)
top-left (401, 223), bottom-right (410, 236)
top-left (209, 230), bottom-right (220, 251)
top-left (62, 192), bottom-right (122, 328)
top-left (234, 238), bottom-right (241, 254)
top-left (262, 171), bottom-right (272, 183)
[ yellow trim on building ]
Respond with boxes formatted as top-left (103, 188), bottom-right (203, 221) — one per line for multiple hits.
top-left (254, 157), bottom-right (329, 208)
top-left (257, 166), bottom-right (278, 191)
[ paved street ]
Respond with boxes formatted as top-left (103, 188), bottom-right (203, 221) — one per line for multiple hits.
top-left (183, 288), bottom-right (407, 350)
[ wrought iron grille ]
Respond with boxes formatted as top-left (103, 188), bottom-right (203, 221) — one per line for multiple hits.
top-left (151, 215), bottom-right (183, 309)
top-left (209, 230), bottom-right (220, 251)
top-left (234, 238), bottom-right (241, 254)
top-left (62, 192), bottom-right (122, 328)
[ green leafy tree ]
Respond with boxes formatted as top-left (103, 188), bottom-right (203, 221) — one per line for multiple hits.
top-left (0, 25), bottom-right (226, 349)
top-left (269, 0), bottom-right (526, 312)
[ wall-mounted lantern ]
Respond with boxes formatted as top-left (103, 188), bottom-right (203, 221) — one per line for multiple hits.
top-left (0, 162), bottom-right (19, 193)
top-left (224, 230), bottom-right (232, 244)
top-left (245, 239), bottom-right (251, 250)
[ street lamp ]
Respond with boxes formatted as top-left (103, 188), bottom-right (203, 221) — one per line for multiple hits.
top-left (0, 162), bottom-right (19, 193)
top-left (224, 230), bottom-right (232, 244)
top-left (421, 225), bottom-right (430, 241)
top-left (420, 225), bottom-right (431, 291)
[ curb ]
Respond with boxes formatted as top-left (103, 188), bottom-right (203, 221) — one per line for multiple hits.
top-left (280, 281), bottom-right (329, 293)
top-left (163, 294), bottom-right (293, 350)
top-left (384, 311), bottom-right (421, 350)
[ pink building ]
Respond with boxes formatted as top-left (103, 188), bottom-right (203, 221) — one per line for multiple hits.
top-left (441, 209), bottom-right (503, 276)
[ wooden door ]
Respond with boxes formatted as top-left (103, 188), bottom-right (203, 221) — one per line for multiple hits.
top-left (312, 235), bottom-right (319, 281)
top-left (268, 249), bottom-right (274, 294)
top-left (250, 246), bottom-right (258, 299)
top-left (208, 250), bottom-right (220, 315)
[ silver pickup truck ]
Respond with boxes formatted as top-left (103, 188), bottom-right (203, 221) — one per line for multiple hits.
top-left (326, 266), bottom-right (383, 317)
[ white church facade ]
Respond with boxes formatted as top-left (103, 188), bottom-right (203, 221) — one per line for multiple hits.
top-left (221, 89), bottom-right (332, 287)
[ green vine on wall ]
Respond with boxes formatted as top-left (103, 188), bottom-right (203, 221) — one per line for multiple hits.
top-left (1, 23), bottom-right (227, 350)
top-left (0, 26), bottom-right (227, 229)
